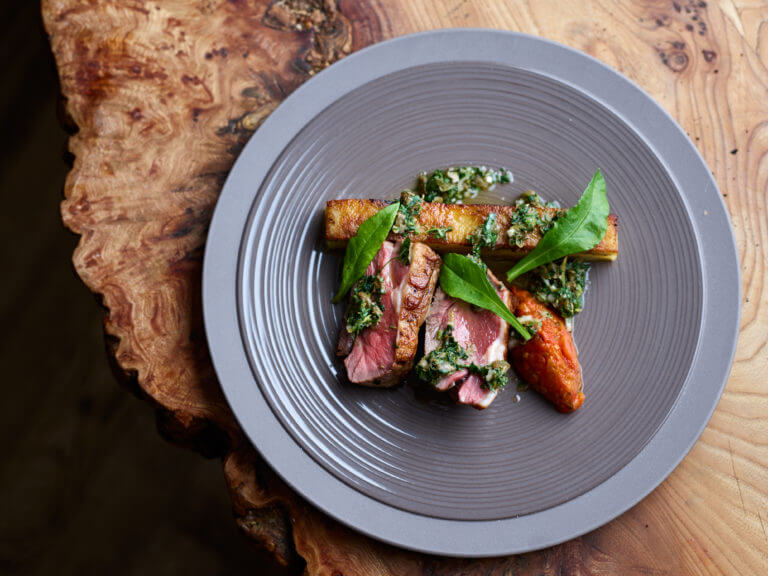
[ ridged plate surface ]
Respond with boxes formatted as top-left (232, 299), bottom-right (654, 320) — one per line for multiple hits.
top-left (240, 62), bottom-right (700, 520)
top-left (204, 30), bottom-right (739, 555)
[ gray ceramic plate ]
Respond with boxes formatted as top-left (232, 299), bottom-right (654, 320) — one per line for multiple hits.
top-left (203, 30), bottom-right (740, 556)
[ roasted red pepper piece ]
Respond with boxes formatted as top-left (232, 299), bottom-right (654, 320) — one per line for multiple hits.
top-left (509, 286), bottom-right (584, 412)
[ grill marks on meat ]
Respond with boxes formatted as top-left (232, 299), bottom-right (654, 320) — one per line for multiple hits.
top-left (423, 273), bottom-right (512, 409)
top-left (338, 241), bottom-right (441, 387)
top-left (508, 286), bottom-right (584, 412)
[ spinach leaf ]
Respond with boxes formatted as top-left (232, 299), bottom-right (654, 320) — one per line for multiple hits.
top-left (332, 202), bottom-right (400, 303)
top-left (506, 170), bottom-right (608, 282)
top-left (440, 253), bottom-right (531, 341)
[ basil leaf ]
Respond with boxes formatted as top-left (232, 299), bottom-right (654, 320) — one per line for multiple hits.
top-left (506, 169), bottom-right (609, 282)
top-left (332, 202), bottom-right (400, 303)
top-left (440, 253), bottom-right (531, 341)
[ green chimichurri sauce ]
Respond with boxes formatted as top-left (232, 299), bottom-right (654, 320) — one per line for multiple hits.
top-left (391, 189), bottom-right (423, 236)
top-left (415, 324), bottom-right (510, 391)
top-left (523, 257), bottom-right (590, 318)
top-left (415, 324), bottom-right (469, 385)
top-left (417, 166), bottom-right (513, 204)
top-left (506, 191), bottom-right (564, 248)
top-left (425, 225), bottom-right (453, 239)
top-left (479, 360), bottom-right (512, 392)
top-left (516, 314), bottom-right (543, 336)
top-left (391, 190), bottom-right (452, 249)
top-left (345, 274), bottom-right (386, 335)
top-left (467, 213), bottom-right (499, 266)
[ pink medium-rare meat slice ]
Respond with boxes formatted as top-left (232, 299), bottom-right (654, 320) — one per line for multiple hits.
top-left (422, 273), bottom-right (512, 408)
top-left (454, 374), bottom-right (491, 406)
top-left (338, 241), bottom-right (441, 387)
top-left (336, 241), bottom-right (401, 358)
top-left (337, 241), bottom-right (401, 381)
top-left (435, 368), bottom-right (470, 392)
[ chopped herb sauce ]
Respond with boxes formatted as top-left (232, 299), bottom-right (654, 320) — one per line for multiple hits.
top-left (415, 324), bottom-right (469, 385)
top-left (480, 360), bottom-right (512, 392)
top-left (418, 166), bottom-right (513, 204)
top-left (391, 189), bottom-right (423, 237)
top-left (516, 314), bottom-right (542, 335)
top-left (506, 191), bottom-right (564, 248)
top-left (467, 213), bottom-right (499, 266)
top-left (397, 237), bottom-right (412, 265)
top-left (426, 225), bottom-right (453, 240)
top-left (523, 257), bottom-right (590, 318)
top-left (345, 274), bottom-right (385, 335)
top-left (415, 324), bottom-right (511, 391)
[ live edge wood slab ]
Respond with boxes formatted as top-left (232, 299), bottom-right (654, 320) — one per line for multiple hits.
top-left (43, 1), bottom-right (767, 573)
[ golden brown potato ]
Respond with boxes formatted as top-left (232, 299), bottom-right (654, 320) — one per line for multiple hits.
top-left (324, 199), bottom-right (618, 261)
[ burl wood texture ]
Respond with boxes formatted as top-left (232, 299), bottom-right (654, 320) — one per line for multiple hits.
top-left (43, 1), bottom-right (767, 574)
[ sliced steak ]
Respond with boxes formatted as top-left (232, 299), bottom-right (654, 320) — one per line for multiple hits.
top-left (422, 272), bottom-right (512, 409)
top-left (338, 241), bottom-right (441, 387)
top-left (508, 286), bottom-right (584, 412)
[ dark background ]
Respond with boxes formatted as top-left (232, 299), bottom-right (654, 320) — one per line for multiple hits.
top-left (0, 4), bottom-right (289, 575)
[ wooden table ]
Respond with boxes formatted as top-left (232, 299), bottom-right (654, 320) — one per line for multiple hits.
top-left (43, 1), bottom-right (767, 573)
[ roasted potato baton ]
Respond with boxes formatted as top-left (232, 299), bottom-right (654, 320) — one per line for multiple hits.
top-left (509, 286), bottom-right (585, 412)
top-left (324, 199), bottom-right (618, 261)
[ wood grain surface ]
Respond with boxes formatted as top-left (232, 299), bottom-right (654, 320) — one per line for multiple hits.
top-left (42, 0), bottom-right (768, 574)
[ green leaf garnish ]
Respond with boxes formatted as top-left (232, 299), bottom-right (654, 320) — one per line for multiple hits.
top-left (506, 169), bottom-right (609, 282)
top-left (439, 253), bottom-right (531, 341)
top-left (332, 202), bottom-right (400, 303)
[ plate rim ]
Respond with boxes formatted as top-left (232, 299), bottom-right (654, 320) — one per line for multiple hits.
top-left (203, 29), bottom-right (740, 556)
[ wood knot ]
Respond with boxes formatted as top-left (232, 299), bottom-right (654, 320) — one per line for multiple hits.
top-left (263, 0), bottom-right (351, 73)
top-left (181, 74), bottom-right (202, 86)
top-left (218, 102), bottom-right (279, 135)
top-left (73, 198), bottom-right (91, 213)
top-left (659, 50), bottom-right (689, 72)
top-left (679, 0), bottom-right (709, 35)
top-left (306, 13), bottom-right (352, 72)
top-left (668, 51), bottom-right (689, 71)
top-left (205, 47), bottom-right (229, 60)
top-left (702, 49), bottom-right (716, 62)
top-left (263, 0), bottom-right (335, 32)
